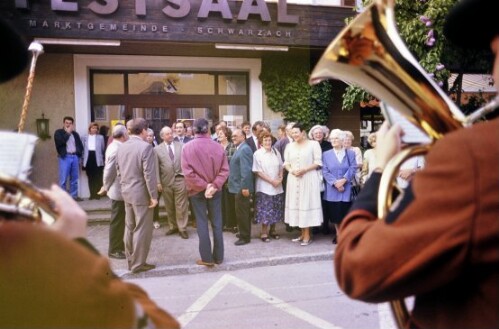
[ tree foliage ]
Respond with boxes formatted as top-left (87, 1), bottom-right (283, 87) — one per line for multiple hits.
top-left (260, 56), bottom-right (332, 129)
top-left (342, 0), bottom-right (491, 110)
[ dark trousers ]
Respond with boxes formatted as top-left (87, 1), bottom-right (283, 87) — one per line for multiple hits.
top-left (190, 191), bottom-right (224, 263)
top-left (108, 199), bottom-right (125, 254)
top-left (153, 191), bottom-right (163, 223)
top-left (222, 186), bottom-right (236, 229)
top-left (86, 151), bottom-right (103, 198)
top-left (235, 192), bottom-right (251, 241)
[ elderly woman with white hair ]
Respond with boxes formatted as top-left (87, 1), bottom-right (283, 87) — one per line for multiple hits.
top-left (360, 132), bottom-right (377, 186)
top-left (343, 130), bottom-right (363, 189)
top-left (322, 129), bottom-right (357, 243)
top-left (308, 124), bottom-right (332, 153)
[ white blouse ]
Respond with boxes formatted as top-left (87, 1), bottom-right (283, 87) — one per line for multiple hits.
top-left (252, 147), bottom-right (284, 195)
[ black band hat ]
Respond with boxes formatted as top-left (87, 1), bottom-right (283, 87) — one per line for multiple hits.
top-left (0, 18), bottom-right (28, 83)
top-left (444, 0), bottom-right (499, 50)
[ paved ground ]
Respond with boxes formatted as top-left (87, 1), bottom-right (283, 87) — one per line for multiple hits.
top-left (81, 197), bottom-right (337, 279)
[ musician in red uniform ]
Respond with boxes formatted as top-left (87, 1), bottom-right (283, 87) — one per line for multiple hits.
top-left (334, 0), bottom-right (499, 328)
top-left (0, 19), bottom-right (179, 329)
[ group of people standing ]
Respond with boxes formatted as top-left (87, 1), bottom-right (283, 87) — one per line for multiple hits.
top-left (54, 118), bottom-right (108, 201)
top-left (54, 115), bottom-right (425, 271)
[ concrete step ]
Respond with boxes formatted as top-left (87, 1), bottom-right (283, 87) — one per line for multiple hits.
top-left (78, 196), bottom-right (168, 224)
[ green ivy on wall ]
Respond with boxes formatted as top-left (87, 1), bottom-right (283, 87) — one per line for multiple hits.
top-left (259, 56), bottom-right (332, 130)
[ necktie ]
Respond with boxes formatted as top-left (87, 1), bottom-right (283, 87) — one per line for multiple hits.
top-left (167, 143), bottom-right (174, 160)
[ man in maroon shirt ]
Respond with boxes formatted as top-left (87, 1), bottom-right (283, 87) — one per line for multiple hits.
top-left (181, 118), bottom-right (229, 266)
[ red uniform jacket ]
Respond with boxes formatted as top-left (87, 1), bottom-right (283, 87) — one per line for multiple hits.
top-left (0, 221), bottom-right (179, 329)
top-left (335, 119), bottom-right (499, 329)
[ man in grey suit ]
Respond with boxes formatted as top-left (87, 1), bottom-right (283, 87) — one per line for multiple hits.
top-left (228, 129), bottom-right (254, 246)
top-left (116, 118), bottom-right (158, 274)
top-left (155, 126), bottom-right (189, 239)
top-left (102, 124), bottom-right (128, 259)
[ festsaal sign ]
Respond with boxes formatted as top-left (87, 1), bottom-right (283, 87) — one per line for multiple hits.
top-left (4, 0), bottom-right (352, 47)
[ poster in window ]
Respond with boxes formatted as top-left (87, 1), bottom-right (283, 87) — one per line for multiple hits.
top-left (94, 106), bottom-right (107, 121)
top-left (153, 109), bottom-right (162, 120)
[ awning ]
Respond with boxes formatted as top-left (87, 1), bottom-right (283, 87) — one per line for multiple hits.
top-left (448, 74), bottom-right (496, 93)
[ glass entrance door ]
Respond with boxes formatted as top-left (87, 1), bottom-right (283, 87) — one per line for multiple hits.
top-left (132, 107), bottom-right (171, 142)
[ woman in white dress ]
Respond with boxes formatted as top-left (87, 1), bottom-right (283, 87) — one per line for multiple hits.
top-left (284, 123), bottom-right (323, 246)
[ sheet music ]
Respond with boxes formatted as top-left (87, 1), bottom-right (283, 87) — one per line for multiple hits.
top-left (380, 103), bottom-right (432, 145)
top-left (0, 131), bottom-right (38, 180)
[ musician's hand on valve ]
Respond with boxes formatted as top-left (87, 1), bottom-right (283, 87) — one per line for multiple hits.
top-left (374, 121), bottom-right (403, 170)
top-left (43, 184), bottom-right (87, 239)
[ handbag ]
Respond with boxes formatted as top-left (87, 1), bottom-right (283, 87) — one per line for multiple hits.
top-left (346, 150), bottom-right (360, 201)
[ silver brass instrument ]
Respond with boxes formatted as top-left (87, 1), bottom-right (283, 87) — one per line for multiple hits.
top-left (0, 41), bottom-right (57, 224)
top-left (309, 0), bottom-right (499, 328)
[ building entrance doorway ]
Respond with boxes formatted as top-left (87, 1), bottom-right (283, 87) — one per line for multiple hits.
top-left (90, 70), bottom-right (249, 139)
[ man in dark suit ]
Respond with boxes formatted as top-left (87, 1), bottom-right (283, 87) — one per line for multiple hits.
top-left (244, 120), bottom-right (265, 153)
top-left (54, 116), bottom-right (84, 201)
top-left (334, 0), bottom-right (499, 328)
top-left (228, 129), bottom-right (254, 246)
top-left (102, 124), bottom-right (128, 259)
top-left (116, 118), bottom-right (158, 274)
top-left (173, 121), bottom-right (192, 144)
top-left (155, 126), bottom-right (189, 239)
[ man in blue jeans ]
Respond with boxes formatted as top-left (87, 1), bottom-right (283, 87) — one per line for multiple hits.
top-left (54, 116), bottom-right (84, 201)
top-left (181, 118), bottom-right (229, 267)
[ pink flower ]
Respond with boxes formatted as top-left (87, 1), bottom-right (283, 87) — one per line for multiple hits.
top-left (425, 30), bottom-right (435, 46)
top-left (419, 16), bottom-right (432, 26)
top-left (436, 63), bottom-right (445, 71)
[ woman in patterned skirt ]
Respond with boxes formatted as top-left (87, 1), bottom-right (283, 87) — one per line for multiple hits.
top-left (252, 130), bottom-right (285, 242)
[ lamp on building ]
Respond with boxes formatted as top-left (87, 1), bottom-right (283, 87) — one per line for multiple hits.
top-left (36, 113), bottom-right (50, 140)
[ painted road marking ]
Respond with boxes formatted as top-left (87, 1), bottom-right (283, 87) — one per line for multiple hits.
top-left (178, 273), bottom-right (343, 329)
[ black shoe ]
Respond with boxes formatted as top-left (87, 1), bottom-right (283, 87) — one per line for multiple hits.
top-left (179, 231), bottom-right (189, 239)
top-left (73, 197), bottom-right (84, 202)
top-left (132, 263), bottom-right (156, 274)
top-left (234, 239), bottom-right (250, 246)
top-left (108, 251), bottom-right (126, 259)
top-left (165, 228), bottom-right (179, 236)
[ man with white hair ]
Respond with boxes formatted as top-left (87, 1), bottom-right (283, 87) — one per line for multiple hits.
top-left (155, 126), bottom-right (189, 239)
top-left (102, 123), bottom-right (129, 259)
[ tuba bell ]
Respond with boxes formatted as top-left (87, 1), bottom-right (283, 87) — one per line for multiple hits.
top-left (310, 0), bottom-right (498, 328)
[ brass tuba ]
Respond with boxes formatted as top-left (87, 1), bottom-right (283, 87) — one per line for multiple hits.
top-left (310, 0), bottom-right (497, 328)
